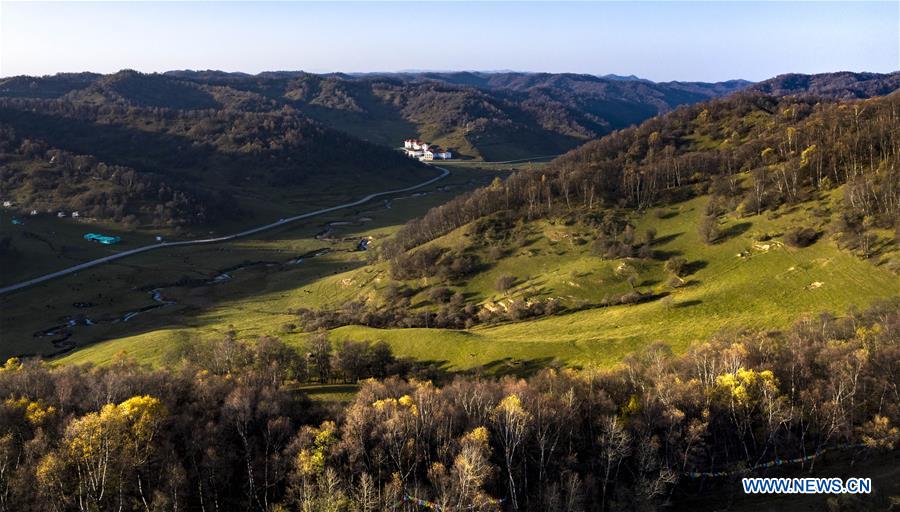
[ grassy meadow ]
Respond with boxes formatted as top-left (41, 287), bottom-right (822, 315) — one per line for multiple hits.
top-left (51, 184), bottom-right (900, 373)
top-left (0, 166), bottom-right (505, 358)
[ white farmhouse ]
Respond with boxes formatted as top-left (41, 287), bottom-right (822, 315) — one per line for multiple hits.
top-left (421, 146), bottom-right (453, 161)
top-left (403, 138), bottom-right (452, 160)
top-left (404, 139), bottom-right (424, 150)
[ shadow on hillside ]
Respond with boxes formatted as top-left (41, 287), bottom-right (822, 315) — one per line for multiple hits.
top-left (477, 357), bottom-right (558, 378)
top-left (718, 222), bottom-right (752, 242)
top-left (653, 249), bottom-right (684, 260)
top-left (651, 232), bottom-right (683, 246)
top-left (18, 170), bottom-right (504, 361)
top-left (674, 299), bottom-right (703, 308)
top-left (654, 210), bottom-right (679, 220)
top-left (683, 260), bottom-right (708, 275)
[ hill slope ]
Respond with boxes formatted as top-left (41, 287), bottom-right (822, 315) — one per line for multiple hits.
top-left (0, 80), bottom-right (432, 231)
top-left (748, 70), bottom-right (900, 99)
top-left (50, 91), bottom-right (900, 370)
top-left (5, 70), bottom-right (756, 161)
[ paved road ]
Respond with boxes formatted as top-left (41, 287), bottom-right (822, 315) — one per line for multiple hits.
top-left (442, 154), bottom-right (561, 165)
top-left (0, 166), bottom-right (450, 296)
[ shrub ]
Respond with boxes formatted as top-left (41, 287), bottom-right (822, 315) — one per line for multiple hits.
top-left (698, 214), bottom-right (719, 244)
top-left (495, 274), bottom-right (516, 293)
top-left (666, 275), bottom-right (685, 288)
top-left (664, 256), bottom-right (687, 276)
top-left (488, 245), bottom-right (505, 261)
top-left (427, 287), bottom-right (454, 304)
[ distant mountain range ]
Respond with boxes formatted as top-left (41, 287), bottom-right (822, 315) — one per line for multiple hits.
top-left (3, 70), bottom-right (895, 163)
top-left (747, 71), bottom-right (900, 99)
top-left (1, 70), bottom-right (756, 161)
top-left (0, 69), bottom-right (896, 229)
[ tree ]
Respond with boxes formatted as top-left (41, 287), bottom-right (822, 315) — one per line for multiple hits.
top-left (333, 340), bottom-right (369, 383)
top-left (698, 214), bottom-right (719, 244)
top-left (492, 394), bottom-right (531, 510)
top-left (495, 275), bottom-right (516, 294)
top-left (664, 256), bottom-right (687, 277)
top-left (451, 427), bottom-right (497, 511)
top-left (428, 287), bottom-right (454, 304)
top-left (309, 333), bottom-right (333, 383)
top-left (45, 395), bottom-right (166, 511)
top-left (597, 415), bottom-right (630, 511)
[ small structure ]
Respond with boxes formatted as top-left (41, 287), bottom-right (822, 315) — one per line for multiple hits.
top-left (30, 210), bottom-right (38, 216)
top-left (71, 211), bottom-right (80, 218)
top-left (422, 146), bottom-right (452, 161)
top-left (84, 233), bottom-right (122, 245)
top-left (403, 138), bottom-right (452, 160)
top-left (11, 219), bottom-right (23, 225)
top-left (57, 211), bottom-right (66, 218)
top-left (2, 201), bottom-right (11, 208)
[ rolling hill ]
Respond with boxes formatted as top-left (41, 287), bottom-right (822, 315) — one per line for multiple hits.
top-left (42, 87), bottom-right (900, 370)
top-left (4, 70), bottom-right (756, 162)
top-left (748, 70), bottom-right (900, 99)
top-left (0, 76), bottom-right (433, 231)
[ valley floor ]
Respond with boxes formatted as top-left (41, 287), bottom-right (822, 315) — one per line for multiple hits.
top-left (25, 184), bottom-right (898, 374)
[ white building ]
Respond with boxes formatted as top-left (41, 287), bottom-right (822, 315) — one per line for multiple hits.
top-left (72, 211), bottom-right (80, 218)
top-left (57, 211), bottom-right (66, 218)
top-left (404, 138), bottom-right (452, 160)
top-left (30, 210), bottom-right (38, 216)
top-left (2, 201), bottom-right (11, 208)
top-left (421, 147), bottom-right (453, 161)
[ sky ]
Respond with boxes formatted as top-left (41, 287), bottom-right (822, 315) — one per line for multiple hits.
top-left (1, 1), bottom-right (897, 82)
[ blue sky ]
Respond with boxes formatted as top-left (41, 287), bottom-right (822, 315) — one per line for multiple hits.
top-left (1, 1), bottom-right (897, 81)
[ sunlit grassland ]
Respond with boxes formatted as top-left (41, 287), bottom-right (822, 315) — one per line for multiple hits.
top-left (54, 188), bottom-right (900, 372)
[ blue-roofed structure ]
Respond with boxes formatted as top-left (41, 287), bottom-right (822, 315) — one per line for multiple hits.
top-left (84, 233), bottom-right (121, 245)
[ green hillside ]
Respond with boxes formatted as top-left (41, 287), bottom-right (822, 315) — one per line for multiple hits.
top-left (5, 87), bottom-right (895, 375)
top-left (55, 187), bottom-right (900, 370)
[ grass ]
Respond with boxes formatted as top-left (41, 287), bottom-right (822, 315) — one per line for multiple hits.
top-left (0, 164), bottom-right (438, 287)
top-left (1, 166), bottom-right (505, 358)
top-left (0, 213), bottom-right (160, 286)
top-left (47, 185), bottom-right (900, 373)
top-left (295, 383), bottom-right (360, 403)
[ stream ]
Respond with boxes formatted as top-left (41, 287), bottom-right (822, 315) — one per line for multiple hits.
top-left (31, 207), bottom-right (396, 355)
top-left (33, 248), bottom-right (334, 354)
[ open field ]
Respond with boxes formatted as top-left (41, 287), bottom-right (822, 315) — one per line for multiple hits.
top-left (1, 166), bottom-right (506, 358)
top-left (438, 159), bottom-right (554, 173)
top-left (51, 186), bottom-right (900, 372)
top-left (0, 166), bottom-right (437, 286)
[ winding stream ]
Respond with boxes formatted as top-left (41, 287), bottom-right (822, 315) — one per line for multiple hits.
top-left (33, 248), bottom-right (335, 353)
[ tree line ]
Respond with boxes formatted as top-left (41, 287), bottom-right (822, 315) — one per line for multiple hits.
top-left (0, 125), bottom-right (235, 228)
top-left (0, 299), bottom-right (896, 511)
top-left (0, 89), bottom-right (426, 227)
top-left (383, 93), bottom-right (899, 261)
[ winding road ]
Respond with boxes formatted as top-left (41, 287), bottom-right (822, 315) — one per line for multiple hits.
top-left (0, 166), bottom-right (450, 296)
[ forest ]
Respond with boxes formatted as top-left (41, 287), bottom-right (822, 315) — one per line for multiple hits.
top-left (383, 92), bottom-right (899, 262)
top-left (0, 91), bottom-right (426, 227)
top-left (0, 300), bottom-right (895, 511)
